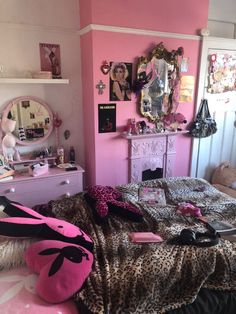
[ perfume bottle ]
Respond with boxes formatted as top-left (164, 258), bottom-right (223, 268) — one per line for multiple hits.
top-left (69, 146), bottom-right (76, 164)
top-left (57, 147), bottom-right (64, 165)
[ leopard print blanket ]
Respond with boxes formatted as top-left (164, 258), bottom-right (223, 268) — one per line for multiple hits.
top-left (51, 177), bottom-right (236, 314)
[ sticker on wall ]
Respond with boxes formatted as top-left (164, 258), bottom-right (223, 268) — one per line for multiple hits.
top-left (109, 62), bottom-right (132, 101)
top-left (98, 104), bottom-right (116, 133)
top-left (39, 43), bottom-right (62, 79)
top-left (179, 76), bottom-right (195, 103)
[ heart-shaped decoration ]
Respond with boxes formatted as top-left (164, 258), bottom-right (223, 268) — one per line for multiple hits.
top-left (101, 61), bottom-right (110, 75)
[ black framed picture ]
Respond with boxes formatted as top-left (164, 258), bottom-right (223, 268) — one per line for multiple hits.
top-left (109, 62), bottom-right (132, 101)
top-left (98, 104), bottom-right (116, 133)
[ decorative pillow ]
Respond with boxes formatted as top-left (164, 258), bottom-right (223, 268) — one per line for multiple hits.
top-left (0, 201), bottom-right (94, 253)
top-left (25, 240), bottom-right (94, 303)
top-left (86, 185), bottom-right (143, 222)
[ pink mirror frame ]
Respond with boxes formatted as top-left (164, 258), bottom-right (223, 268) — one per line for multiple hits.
top-left (1, 96), bottom-right (54, 146)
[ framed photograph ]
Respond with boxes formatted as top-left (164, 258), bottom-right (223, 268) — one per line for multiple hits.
top-left (98, 104), bottom-right (116, 133)
top-left (109, 62), bottom-right (132, 101)
top-left (39, 43), bottom-right (62, 79)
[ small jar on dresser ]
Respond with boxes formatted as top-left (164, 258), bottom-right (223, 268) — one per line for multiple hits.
top-left (0, 165), bottom-right (85, 207)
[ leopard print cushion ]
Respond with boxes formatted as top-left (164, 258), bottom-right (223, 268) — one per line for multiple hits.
top-left (86, 185), bottom-right (143, 221)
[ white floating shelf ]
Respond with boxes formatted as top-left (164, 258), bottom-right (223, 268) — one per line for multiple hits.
top-left (0, 78), bottom-right (69, 84)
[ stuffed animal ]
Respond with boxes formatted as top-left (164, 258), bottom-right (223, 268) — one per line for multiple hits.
top-left (161, 112), bottom-right (187, 131)
top-left (85, 185), bottom-right (143, 222)
top-left (0, 196), bottom-right (94, 303)
top-left (211, 161), bottom-right (236, 198)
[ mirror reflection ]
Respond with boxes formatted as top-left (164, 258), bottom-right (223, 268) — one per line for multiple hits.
top-left (136, 42), bottom-right (183, 123)
top-left (3, 96), bottom-right (53, 146)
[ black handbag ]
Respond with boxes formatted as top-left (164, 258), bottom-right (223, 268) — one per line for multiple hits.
top-left (190, 99), bottom-right (217, 138)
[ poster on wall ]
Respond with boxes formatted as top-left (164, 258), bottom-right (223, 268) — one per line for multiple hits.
top-left (109, 62), bottom-right (132, 101)
top-left (207, 53), bottom-right (236, 93)
top-left (98, 104), bottom-right (116, 133)
top-left (179, 75), bottom-right (195, 102)
top-left (39, 43), bottom-right (62, 79)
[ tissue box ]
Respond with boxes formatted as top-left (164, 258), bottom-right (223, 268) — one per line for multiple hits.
top-left (29, 162), bottom-right (49, 177)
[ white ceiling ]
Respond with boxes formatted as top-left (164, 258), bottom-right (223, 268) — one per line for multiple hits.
top-left (209, 0), bottom-right (236, 23)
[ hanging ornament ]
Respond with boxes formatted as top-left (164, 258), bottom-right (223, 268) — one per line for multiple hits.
top-left (100, 61), bottom-right (111, 75)
top-left (53, 113), bottom-right (62, 148)
top-left (96, 80), bottom-right (106, 95)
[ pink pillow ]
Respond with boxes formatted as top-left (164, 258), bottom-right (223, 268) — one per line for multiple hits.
top-left (25, 240), bottom-right (93, 303)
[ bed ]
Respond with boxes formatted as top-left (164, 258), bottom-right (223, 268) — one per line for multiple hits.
top-left (0, 176), bottom-right (236, 313)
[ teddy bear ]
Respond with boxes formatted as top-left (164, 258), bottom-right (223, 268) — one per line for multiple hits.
top-left (85, 185), bottom-right (143, 223)
top-left (211, 161), bottom-right (236, 198)
top-left (161, 112), bottom-right (187, 131)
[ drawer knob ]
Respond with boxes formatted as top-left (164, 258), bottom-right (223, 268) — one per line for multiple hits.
top-left (65, 192), bottom-right (71, 197)
top-left (64, 179), bottom-right (70, 185)
top-left (9, 187), bottom-right (15, 193)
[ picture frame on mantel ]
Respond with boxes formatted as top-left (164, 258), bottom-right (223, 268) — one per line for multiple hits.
top-left (39, 43), bottom-right (62, 79)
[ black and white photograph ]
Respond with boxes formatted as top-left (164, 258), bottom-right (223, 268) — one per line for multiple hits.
top-left (109, 62), bottom-right (132, 101)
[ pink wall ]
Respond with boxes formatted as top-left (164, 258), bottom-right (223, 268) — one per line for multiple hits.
top-left (80, 0), bottom-right (209, 35)
top-left (80, 0), bottom-right (209, 186)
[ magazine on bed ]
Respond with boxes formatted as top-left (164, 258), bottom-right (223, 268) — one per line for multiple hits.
top-left (138, 187), bottom-right (166, 205)
top-left (199, 217), bottom-right (236, 235)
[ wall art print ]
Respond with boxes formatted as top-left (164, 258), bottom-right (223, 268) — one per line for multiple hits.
top-left (39, 43), bottom-right (62, 79)
top-left (208, 53), bottom-right (236, 94)
top-left (98, 104), bottom-right (116, 133)
top-left (109, 62), bottom-right (132, 101)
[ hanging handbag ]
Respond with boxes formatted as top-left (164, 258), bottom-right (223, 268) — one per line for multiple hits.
top-left (190, 99), bottom-right (217, 138)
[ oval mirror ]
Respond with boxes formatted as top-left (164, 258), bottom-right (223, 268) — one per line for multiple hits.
top-left (2, 96), bottom-right (54, 146)
top-left (136, 42), bottom-right (183, 123)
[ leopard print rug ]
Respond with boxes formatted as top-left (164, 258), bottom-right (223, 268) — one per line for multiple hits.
top-left (51, 177), bottom-right (236, 314)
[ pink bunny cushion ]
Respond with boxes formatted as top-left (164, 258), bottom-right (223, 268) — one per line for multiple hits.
top-left (86, 185), bottom-right (143, 222)
top-left (0, 200), bottom-right (93, 253)
top-left (25, 240), bottom-right (93, 303)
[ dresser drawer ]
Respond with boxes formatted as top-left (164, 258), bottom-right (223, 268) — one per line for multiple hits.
top-left (0, 167), bottom-right (84, 207)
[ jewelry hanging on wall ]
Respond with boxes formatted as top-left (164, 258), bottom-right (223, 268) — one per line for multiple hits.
top-left (96, 80), bottom-right (106, 95)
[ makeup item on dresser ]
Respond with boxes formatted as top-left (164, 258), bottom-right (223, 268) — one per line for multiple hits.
top-left (69, 146), bottom-right (76, 163)
top-left (56, 147), bottom-right (64, 165)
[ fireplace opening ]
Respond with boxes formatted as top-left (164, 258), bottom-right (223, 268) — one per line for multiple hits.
top-left (142, 168), bottom-right (163, 181)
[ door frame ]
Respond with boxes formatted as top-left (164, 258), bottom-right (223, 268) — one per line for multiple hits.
top-left (190, 36), bottom-right (236, 177)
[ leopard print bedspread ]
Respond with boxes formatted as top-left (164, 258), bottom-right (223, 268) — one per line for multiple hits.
top-left (51, 177), bottom-right (236, 314)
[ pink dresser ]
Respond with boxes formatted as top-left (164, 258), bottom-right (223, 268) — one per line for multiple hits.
top-left (0, 165), bottom-right (84, 207)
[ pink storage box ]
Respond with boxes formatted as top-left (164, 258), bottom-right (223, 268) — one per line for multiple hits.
top-left (29, 163), bottom-right (49, 177)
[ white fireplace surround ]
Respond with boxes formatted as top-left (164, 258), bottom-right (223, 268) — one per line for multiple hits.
top-left (123, 131), bottom-right (188, 183)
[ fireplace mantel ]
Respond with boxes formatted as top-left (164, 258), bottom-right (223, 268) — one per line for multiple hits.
top-left (122, 130), bottom-right (188, 183)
